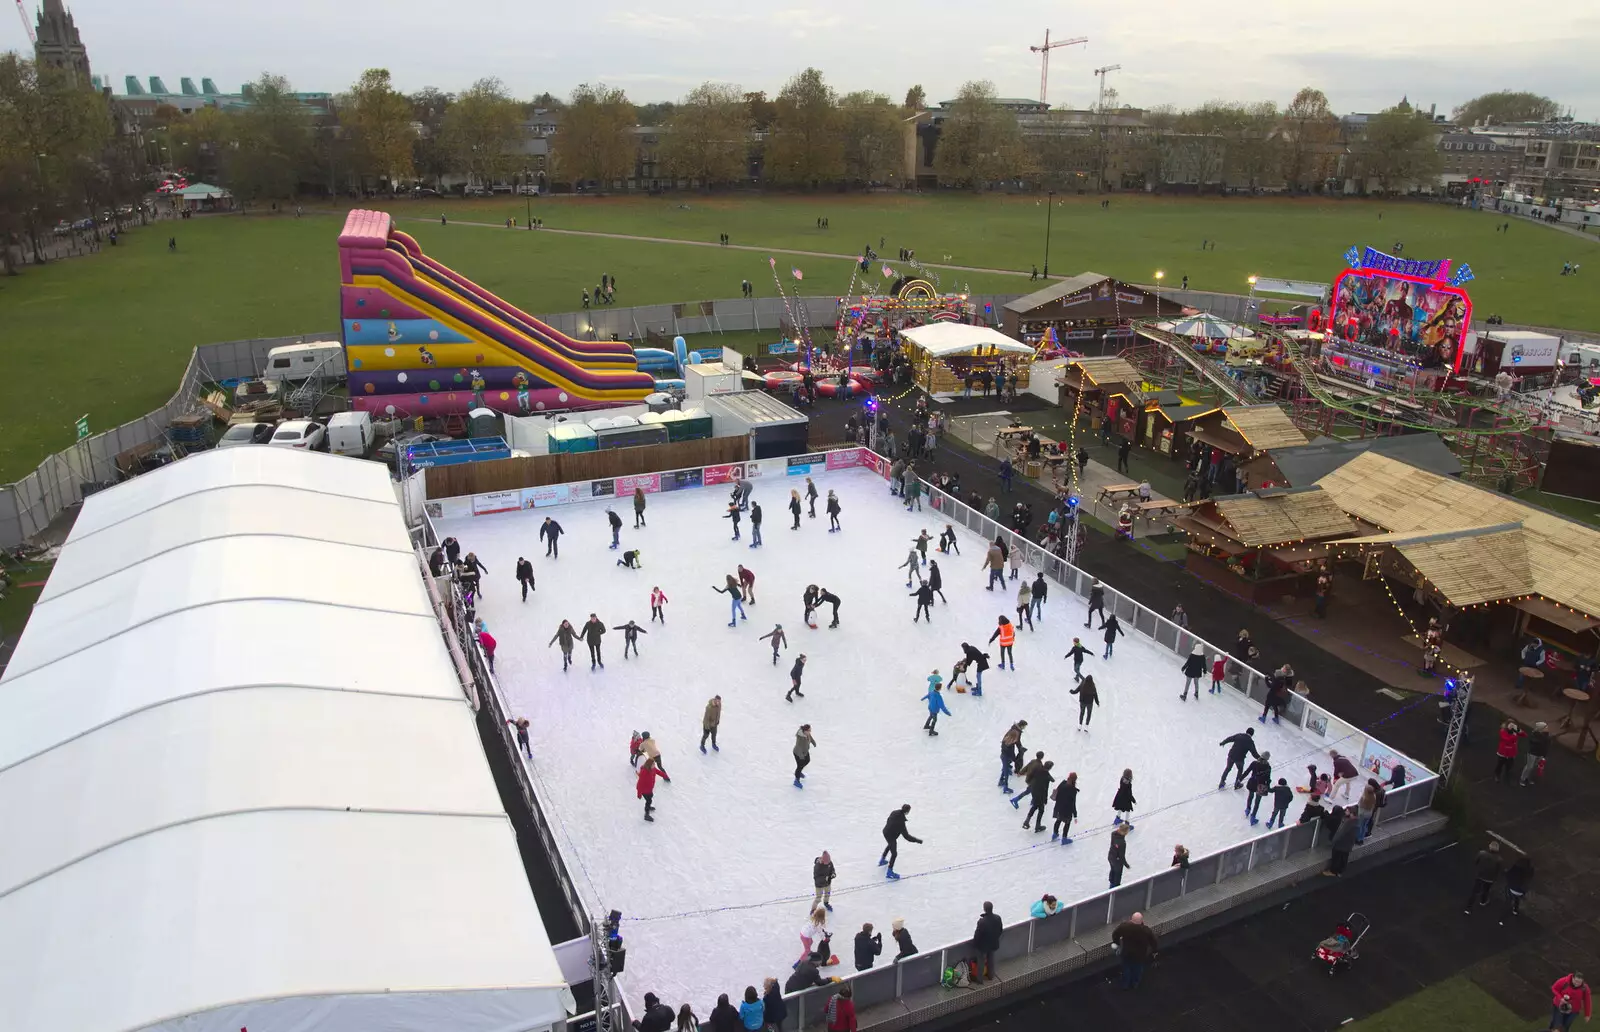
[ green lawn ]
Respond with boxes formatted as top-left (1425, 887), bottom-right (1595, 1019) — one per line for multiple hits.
top-left (1, 193), bottom-right (1594, 482)
top-left (1341, 975), bottom-right (1531, 1032)
top-left (1517, 487), bottom-right (1600, 528)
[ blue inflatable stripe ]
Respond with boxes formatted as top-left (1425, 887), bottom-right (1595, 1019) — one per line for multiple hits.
top-left (343, 318), bottom-right (472, 345)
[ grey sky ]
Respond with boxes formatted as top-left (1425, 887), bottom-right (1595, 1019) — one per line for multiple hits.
top-left (9, 0), bottom-right (1598, 117)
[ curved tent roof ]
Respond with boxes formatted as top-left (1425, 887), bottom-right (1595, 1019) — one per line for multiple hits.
top-left (901, 322), bottom-right (1035, 357)
top-left (0, 448), bottom-right (567, 1032)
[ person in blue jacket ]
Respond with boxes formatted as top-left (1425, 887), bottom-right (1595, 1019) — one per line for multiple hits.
top-left (921, 681), bottom-right (952, 736)
top-left (1029, 894), bottom-right (1064, 919)
top-left (738, 986), bottom-right (764, 1030)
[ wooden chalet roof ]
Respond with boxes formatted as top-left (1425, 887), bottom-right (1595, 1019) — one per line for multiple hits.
top-left (1318, 451), bottom-right (1600, 617)
top-left (1221, 404), bottom-right (1308, 451)
top-left (1066, 356), bottom-right (1143, 388)
top-left (1209, 486), bottom-right (1356, 547)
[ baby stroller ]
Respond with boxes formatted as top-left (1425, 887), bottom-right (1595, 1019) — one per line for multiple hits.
top-left (1314, 912), bottom-right (1369, 974)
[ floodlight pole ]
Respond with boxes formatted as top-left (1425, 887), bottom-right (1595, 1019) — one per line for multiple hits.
top-left (1043, 191), bottom-right (1055, 278)
top-left (1438, 673), bottom-right (1473, 783)
top-left (591, 916), bottom-right (621, 1032)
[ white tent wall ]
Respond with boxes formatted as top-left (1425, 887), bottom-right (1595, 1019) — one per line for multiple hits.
top-left (0, 448), bottom-right (569, 1032)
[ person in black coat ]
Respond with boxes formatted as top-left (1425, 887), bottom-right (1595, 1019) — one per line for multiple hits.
top-left (971, 901), bottom-right (1004, 982)
top-left (1217, 728), bottom-right (1259, 789)
top-left (707, 994), bottom-right (741, 1032)
top-left (1112, 768), bottom-right (1137, 827)
top-left (1108, 824), bottom-right (1132, 887)
top-left (1022, 759), bottom-right (1056, 832)
top-left (761, 979), bottom-right (788, 1031)
top-left (580, 614), bottom-right (607, 669)
top-left (607, 507), bottom-right (623, 549)
top-left (1052, 771), bottom-right (1079, 842)
top-left (1180, 644), bottom-right (1206, 700)
top-left (632, 992), bottom-right (674, 1032)
top-left (1085, 579), bottom-right (1106, 628)
top-left (538, 518), bottom-right (564, 557)
top-left (910, 581), bottom-right (935, 622)
top-left (785, 958), bottom-right (829, 993)
top-left (960, 641), bottom-right (991, 693)
top-left (879, 804), bottom-right (922, 877)
top-left (428, 547), bottom-right (446, 578)
top-left (892, 918), bottom-right (917, 959)
top-left (1070, 675), bottom-right (1100, 727)
top-left (515, 556), bottom-right (536, 601)
top-left (1101, 614), bottom-right (1124, 659)
top-left (443, 536), bottom-right (462, 565)
top-left (854, 923), bottom-right (883, 971)
top-left (927, 560), bottom-right (946, 603)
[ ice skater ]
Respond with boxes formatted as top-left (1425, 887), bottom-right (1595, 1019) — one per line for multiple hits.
top-left (539, 517), bottom-right (564, 557)
top-left (1243, 751), bottom-right (1273, 824)
top-left (1210, 653), bottom-right (1227, 694)
top-left (1084, 579), bottom-right (1106, 628)
top-left (1265, 777), bottom-right (1294, 828)
top-left (733, 476), bottom-right (754, 510)
top-left (761, 623), bottom-right (789, 663)
top-left (1008, 544), bottom-right (1023, 582)
top-left (633, 486), bottom-right (647, 528)
top-left (1052, 772), bottom-right (1079, 843)
top-left (548, 619), bottom-right (577, 671)
top-left (508, 716), bottom-right (531, 758)
top-left (921, 676), bottom-right (950, 735)
top-left (613, 618), bottom-right (646, 658)
top-left (817, 587), bottom-right (841, 628)
top-left (635, 731), bottom-right (670, 780)
top-left (788, 654), bottom-right (807, 701)
top-left (984, 541), bottom-right (1006, 590)
top-left (1217, 728), bottom-right (1259, 790)
top-left (1328, 749), bottom-right (1359, 801)
top-left (826, 490), bottom-right (841, 531)
top-left (515, 557), bottom-right (535, 601)
top-left (879, 804), bottom-right (922, 879)
top-left (700, 695), bottom-right (721, 753)
top-left (803, 584), bottom-right (820, 628)
top-left (725, 502), bottom-right (743, 541)
top-left (713, 574), bottom-right (748, 626)
top-left (1066, 638), bottom-right (1092, 682)
top-left (989, 616), bottom-right (1016, 670)
top-left (927, 559), bottom-right (946, 603)
top-left (650, 586), bottom-right (668, 623)
top-left (637, 757), bottom-right (663, 822)
top-left (1181, 644), bottom-right (1206, 700)
top-left (738, 564), bottom-right (757, 604)
top-left (789, 490), bottom-right (803, 529)
top-left (1030, 572), bottom-right (1047, 622)
top-left (938, 523), bottom-right (960, 555)
top-left (1101, 614), bottom-right (1124, 659)
top-left (811, 851), bottom-right (836, 912)
top-left (898, 545), bottom-right (922, 589)
top-left (913, 529), bottom-right (932, 565)
top-left (1260, 669), bottom-right (1291, 723)
top-left (806, 477), bottom-right (819, 518)
top-left (580, 613), bottom-right (607, 669)
top-left (749, 501), bottom-right (764, 548)
top-left (910, 580), bottom-right (935, 622)
top-left (607, 507), bottom-right (622, 549)
top-left (999, 720), bottom-right (1027, 790)
top-left (1022, 759), bottom-right (1056, 832)
top-left (616, 549), bottom-right (641, 569)
top-left (1016, 581), bottom-right (1034, 631)
top-left (1112, 768), bottom-right (1137, 828)
top-left (1108, 824), bottom-right (1131, 887)
top-left (1009, 751), bottom-right (1046, 808)
top-left (960, 642), bottom-right (990, 694)
top-left (793, 723), bottom-right (816, 787)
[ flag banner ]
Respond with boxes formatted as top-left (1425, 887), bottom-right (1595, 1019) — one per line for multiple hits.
top-left (881, 264), bottom-right (895, 278)
top-left (792, 267), bottom-right (804, 281)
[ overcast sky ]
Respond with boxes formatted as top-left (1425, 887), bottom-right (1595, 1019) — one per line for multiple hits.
top-left (9, 0), bottom-right (1598, 117)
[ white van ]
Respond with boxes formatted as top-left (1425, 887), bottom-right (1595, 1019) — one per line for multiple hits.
top-left (264, 341), bottom-right (347, 383)
top-left (327, 411), bottom-right (375, 457)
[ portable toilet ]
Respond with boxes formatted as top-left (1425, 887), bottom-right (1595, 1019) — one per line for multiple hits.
top-left (468, 407), bottom-right (499, 439)
top-left (548, 423), bottom-right (597, 454)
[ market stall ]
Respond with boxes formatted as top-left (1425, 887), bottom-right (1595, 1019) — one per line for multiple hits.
top-left (1178, 485), bottom-right (1356, 604)
top-left (899, 323), bottom-right (1036, 396)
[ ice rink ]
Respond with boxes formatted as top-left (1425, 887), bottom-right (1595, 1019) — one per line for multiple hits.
top-left (439, 468), bottom-right (1358, 1009)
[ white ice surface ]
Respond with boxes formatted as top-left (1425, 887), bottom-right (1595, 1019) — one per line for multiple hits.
top-left (438, 469), bottom-right (1349, 1010)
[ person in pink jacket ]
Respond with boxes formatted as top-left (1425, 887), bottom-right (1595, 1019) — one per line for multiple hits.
top-left (1550, 972), bottom-right (1591, 1031)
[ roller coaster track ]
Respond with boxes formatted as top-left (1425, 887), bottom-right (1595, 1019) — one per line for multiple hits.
top-left (1128, 323), bottom-right (1247, 405)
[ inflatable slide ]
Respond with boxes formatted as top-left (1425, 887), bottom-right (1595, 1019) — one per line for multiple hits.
top-left (339, 209), bottom-right (656, 417)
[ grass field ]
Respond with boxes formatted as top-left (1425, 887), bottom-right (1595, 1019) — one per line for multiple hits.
top-left (1, 193), bottom-right (1595, 482)
top-left (1341, 975), bottom-right (1531, 1032)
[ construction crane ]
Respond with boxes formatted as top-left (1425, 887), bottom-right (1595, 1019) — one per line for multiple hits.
top-left (15, 0), bottom-right (36, 44)
top-left (1029, 30), bottom-right (1087, 106)
top-left (1093, 64), bottom-right (1122, 111)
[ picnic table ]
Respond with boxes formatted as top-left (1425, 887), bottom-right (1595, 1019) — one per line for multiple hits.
top-left (1095, 483), bottom-right (1143, 510)
top-left (1134, 499), bottom-right (1190, 526)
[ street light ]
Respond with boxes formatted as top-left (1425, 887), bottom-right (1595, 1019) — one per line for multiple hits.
top-left (1154, 270), bottom-right (1164, 324)
top-left (523, 166), bottom-right (532, 229)
top-left (1043, 190), bottom-right (1056, 278)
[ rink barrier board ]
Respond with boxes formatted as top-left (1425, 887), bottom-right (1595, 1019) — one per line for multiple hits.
top-left (418, 449), bottom-right (1438, 1027)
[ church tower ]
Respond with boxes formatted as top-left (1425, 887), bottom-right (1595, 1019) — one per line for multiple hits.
top-left (34, 0), bottom-right (92, 88)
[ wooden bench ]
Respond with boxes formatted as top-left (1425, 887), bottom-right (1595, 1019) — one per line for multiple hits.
top-left (1096, 483), bottom-right (1142, 510)
top-left (1134, 499), bottom-right (1190, 525)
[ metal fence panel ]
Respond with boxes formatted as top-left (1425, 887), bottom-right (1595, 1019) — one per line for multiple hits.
top-left (1187, 853), bottom-right (1222, 886)
top-left (1147, 867), bottom-right (1185, 908)
top-left (1251, 827), bottom-right (1288, 867)
top-left (896, 951), bottom-right (944, 994)
top-left (1109, 885), bottom-right (1144, 923)
top-left (1285, 819), bottom-right (1318, 855)
top-left (1219, 844), bottom-right (1253, 880)
top-left (848, 964), bottom-right (900, 1010)
top-left (1033, 910), bottom-right (1076, 948)
top-left (1073, 894), bottom-right (1111, 935)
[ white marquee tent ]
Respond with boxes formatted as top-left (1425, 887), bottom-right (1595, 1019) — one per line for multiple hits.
top-left (900, 322), bottom-right (1036, 357)
top-left (0, 448), bottom-right (570, 1032)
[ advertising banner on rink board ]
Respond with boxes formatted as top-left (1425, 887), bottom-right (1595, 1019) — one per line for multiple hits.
top-left (863, 451), bottom-right (890, 478)
top-left (661, 468), bottom-right (703, 493)
top-left (524, 483), bottom-right (577, 508)
top-left (786, 453), bottom-right (827, 475)
top-left (826, 448), bottom-right (865, 471)
top-left (472, 490), bottom-right (523, 516)
top-left (590, 479), bottom-right (616, 498)
top-left (703, 462), bottom-right (744, 486)
top-left (617, 473), bottom-right (661, 495)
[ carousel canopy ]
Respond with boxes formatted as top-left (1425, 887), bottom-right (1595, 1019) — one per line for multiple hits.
top-left (900, 323), bottom-right (1034, 358)
top-left (1158, 312), bottom-right (1254, 338)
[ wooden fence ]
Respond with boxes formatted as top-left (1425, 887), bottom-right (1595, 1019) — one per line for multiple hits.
top-left (423, 436), bottom-right (750, 498)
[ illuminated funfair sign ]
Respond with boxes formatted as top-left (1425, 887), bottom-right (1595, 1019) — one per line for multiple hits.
top-left (1325, 245), bottom-right (1475, 377)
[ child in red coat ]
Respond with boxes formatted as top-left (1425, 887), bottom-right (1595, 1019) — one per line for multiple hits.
top-left (636, 759), bottom-right (663, 823)
top-left (1211, 655), bottom-right (1228, 695)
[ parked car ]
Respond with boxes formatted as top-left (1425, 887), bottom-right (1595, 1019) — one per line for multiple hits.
top-left (326, 411), bottom-right (375, 457)
top-left (216, 422), bottom-right (277, 449)
top-left (71, 217), bottom-right (95, 231)
top-left (463, 185), bottom-right (488, 197)
top-left (410, 186), bottom-right (440, 198)
top-left (52, 221), bottom-right (72, 237)
top-left (269, 419), bottom-right (328, 451)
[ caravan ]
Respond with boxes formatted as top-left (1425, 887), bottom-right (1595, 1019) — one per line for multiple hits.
top-left (264, 341), bottom-right (347, 383)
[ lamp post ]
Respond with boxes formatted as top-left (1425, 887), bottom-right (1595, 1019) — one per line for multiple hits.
top-left (1043, 190), bottom-right (1056, 278)
top-left (1154, 270), bottom-right (1164, 325)
top-left (523, 166), bottom-right (532, 228)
